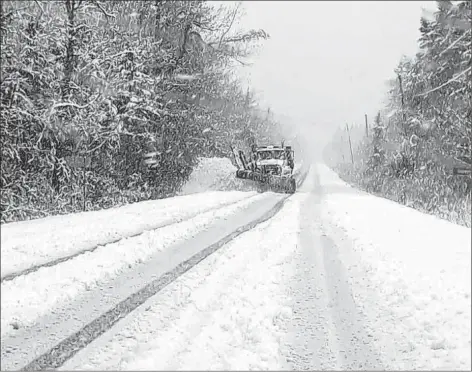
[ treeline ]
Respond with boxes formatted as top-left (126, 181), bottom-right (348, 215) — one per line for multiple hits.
top-left (325, 0), bottom-right (471, 227)
top-left (0, 0), bottom-right (278, 223)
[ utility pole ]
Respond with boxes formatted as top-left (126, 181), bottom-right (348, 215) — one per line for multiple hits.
top-left (365, 114), bottom-right (369, 137)
top-left (346, 123), bottom-right (354, 165)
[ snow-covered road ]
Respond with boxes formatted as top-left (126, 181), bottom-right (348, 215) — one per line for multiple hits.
top-left (1, 163), bottom-right (470, 371)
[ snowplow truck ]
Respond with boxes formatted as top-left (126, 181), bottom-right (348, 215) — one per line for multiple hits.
top-left (231, 143), bottom-right (296, 194)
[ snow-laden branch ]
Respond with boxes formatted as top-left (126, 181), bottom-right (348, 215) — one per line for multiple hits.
top-left (52, 99), bottom-right (97, 110)
top-left (438, 30), bottom-right (471, 58)
top-left (414, 67), bottom-right (471, 97)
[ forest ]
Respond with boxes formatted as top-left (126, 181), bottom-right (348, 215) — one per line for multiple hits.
top-left (0, 0), bottom-right (279, 223)
top-left (325, 0), bottom-right (471, 227)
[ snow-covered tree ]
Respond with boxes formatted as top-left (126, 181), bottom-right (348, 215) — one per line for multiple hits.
top-left (325, 0), bottom-right (471, 226)
top-left (0, 0), bottom-right (274, 222)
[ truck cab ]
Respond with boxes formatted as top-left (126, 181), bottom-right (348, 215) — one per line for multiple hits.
top-left (253, 145), bottom-right (294, 176)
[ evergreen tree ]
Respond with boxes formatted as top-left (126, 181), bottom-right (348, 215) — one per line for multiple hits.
top-left (325, 0), bottom-right (471, 226)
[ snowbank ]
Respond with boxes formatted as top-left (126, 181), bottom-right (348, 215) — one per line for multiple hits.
top-left (180, 157), bottom-right (255, 195)
top-left (1, 191), bottom-right (255, 279)
top-left (317, 163), bottom-right (471, 370)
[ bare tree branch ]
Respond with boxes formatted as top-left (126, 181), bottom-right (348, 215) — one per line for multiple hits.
top-left (218, 2), bottom-right (240, 49)
top-left (1, 5), bottom-right (30, 21)
top-left (91, 0), bottom-right (115, 20)
top-left (33, 0), bottom-right (44, 17)
top-left (208, 29), bottom-right (269, 47)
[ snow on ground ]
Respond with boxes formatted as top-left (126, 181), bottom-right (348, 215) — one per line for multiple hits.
top-left (60, 192), bottom-right (304, 371)
top-left (1, 190), bottom-right (255, 278)
top-left (4, 161), bottom-right (466, 370)
top-left (0, 192), bottom-right (274, 339)
top-left (58, 163), bottom-right (471, 370)
top-left (316, 163), bottom-right (471, 370)
top-left (1, 156), bottom-right (302, 279)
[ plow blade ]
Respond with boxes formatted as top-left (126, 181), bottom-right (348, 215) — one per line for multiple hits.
top-left (266, 176), bottom-right (297, 194)
top-left (235, 170), bottom-right (296, 194)
top-left (236, 170), bottom-right (269, 183)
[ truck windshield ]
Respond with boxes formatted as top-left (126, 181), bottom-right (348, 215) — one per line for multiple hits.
top-left (258, 150), bottom-right (284, 160)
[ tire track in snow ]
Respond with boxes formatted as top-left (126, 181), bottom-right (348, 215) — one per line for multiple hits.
top-left (19, 170), bottom-right (308, 371)
top-left (1, 194), bottom-right (260, 283)
top-left (283, 171), bottom-right (384, 370)
top-left (319, 231), bottom-right (385, 369)
top-left (60, 190), bottom-right (302, 371)
top-left (282, 182), bottom-right (341, 370)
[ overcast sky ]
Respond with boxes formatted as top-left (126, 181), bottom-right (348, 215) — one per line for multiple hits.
top-left (232, 0), bottom-right (436, 150)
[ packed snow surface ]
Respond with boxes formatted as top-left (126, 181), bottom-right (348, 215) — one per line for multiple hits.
top-left (1, 161), bottom-right (470, 370)
top-left (60, 194), bottom-right (302, 371)
top-left (1, 190), bottom-right (255, 278)
top-left (1, 192), bottom-right (275, 338)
